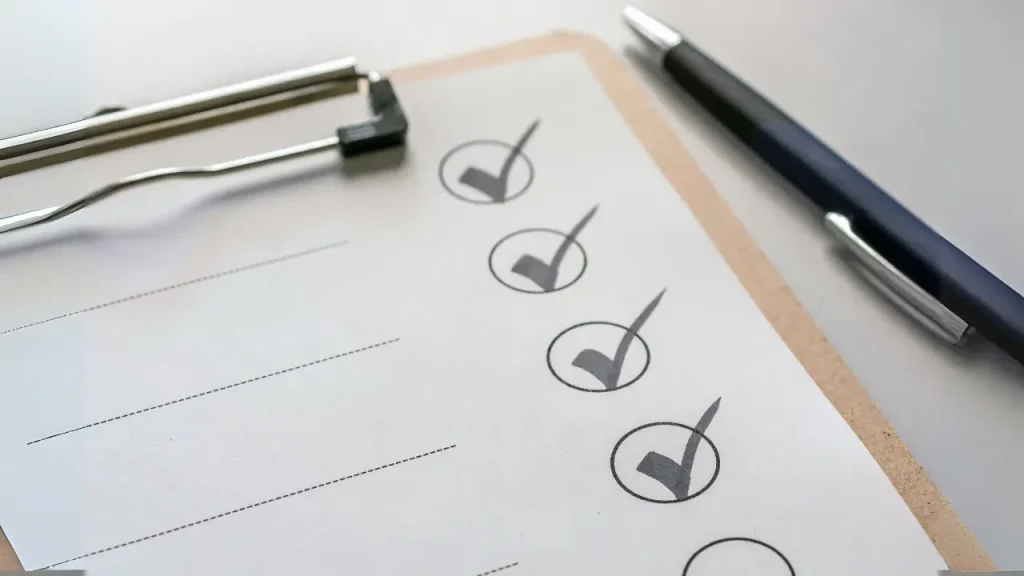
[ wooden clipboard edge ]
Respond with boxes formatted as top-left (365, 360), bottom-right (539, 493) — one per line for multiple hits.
top-left (0, 30), bottom-right (993, 573)
top-left (389, 30), bottom-right (995, 571)
top-left (0, 525), bottom-right (17, 571)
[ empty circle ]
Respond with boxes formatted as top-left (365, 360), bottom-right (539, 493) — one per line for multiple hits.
top-left (682, 537), bottom-right (794, 575)
top-left (439, 140), bottom-right (534, 204)
top-left (489, 228), bottom-right (587, 294)
top-left (547, 321), bottom-right (649, 392)
top-left (610, 422), bottom-right (720, 504)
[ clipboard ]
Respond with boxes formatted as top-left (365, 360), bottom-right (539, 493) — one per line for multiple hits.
top-left (0, 31), bottom-right (993, 572)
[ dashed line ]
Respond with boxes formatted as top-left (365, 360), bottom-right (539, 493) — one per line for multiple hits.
top-left (39, 444), bottom-right (457, 570)
top-left (475, 562), bottom-right (519, 576)
top-left (1, 239), bottom-right (349, 337)
top-left (27, 338), bottom-right (400, 445)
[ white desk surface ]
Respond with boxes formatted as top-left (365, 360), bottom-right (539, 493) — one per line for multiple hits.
top-left (3, 0), bottom-right (1023, 568)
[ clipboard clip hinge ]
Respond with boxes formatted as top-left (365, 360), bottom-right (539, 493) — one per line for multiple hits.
top-left (0, 60), bottom-right (409, 237)
top-left (337, 71), bottom-right (409, 157)
top-left (824, 212), bottom-right (973, 345)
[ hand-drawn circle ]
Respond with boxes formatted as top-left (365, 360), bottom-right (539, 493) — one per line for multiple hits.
top-left (609, 422), bottom-right (721, 504)
top-left (546, 321), bottom-right (649, 393)
top-left (488, 228), bottom-right (588, 294)
top-left (439, 139), bottom-right (535, 205)
top-left (681, 537), bottom-right (795, 575)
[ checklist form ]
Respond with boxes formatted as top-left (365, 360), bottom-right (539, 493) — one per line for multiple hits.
top-left (0, 52), bottom-right (947, 575)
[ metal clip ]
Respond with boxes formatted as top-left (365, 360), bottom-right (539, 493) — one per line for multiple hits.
top-left (0, 59), bottom-right (408, 237)
top-left (824, 212), bottom-right (972, 345)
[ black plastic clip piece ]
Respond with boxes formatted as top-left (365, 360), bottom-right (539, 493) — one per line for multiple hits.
top-left (336, 74), bottom-right (409, 158)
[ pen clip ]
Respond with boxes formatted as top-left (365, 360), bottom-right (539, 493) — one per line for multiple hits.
top-left (824, 212), bottom-right (972, 345)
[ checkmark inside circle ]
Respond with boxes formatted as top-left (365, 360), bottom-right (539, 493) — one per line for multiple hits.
top-left (572, 290), bottom-right (664, 389)
top-left (458, 119), bottom-right (539, 202)
top-left (511, 206), bottom-right (597, 292)
top-left (636, 398), bottom-right (721, 500)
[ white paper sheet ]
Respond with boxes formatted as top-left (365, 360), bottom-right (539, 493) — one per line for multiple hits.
top-left (0, 53), bottom-right (946, 575)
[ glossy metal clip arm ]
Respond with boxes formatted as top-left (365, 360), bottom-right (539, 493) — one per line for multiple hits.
top-left (0, 62), bottom-right (408, 237)
top-left (0, 58), bottom-right (360, 162)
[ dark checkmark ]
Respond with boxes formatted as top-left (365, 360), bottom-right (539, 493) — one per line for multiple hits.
top-left (510, 205), bottom-right (597, 292)
top-left (636, 398), bottom-right (722, 500)
top-left (458, 119), bottom-right (540, 202)
top-left (571, 290), bottom-right (665, 389)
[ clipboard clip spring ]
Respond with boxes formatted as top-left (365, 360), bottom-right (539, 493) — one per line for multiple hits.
top-left (0, 60), bottom-right (409, 237)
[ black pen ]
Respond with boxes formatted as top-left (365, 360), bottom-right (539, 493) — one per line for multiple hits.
top-left (623, 6), bottom-right (1024, 364)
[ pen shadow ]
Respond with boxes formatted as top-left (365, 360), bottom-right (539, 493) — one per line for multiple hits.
top-left (957, 332), bottom-right (1024, 382)
top-left (835, 247), bottom-right (1024, 381)
top-left (624, 47), bottom-right (1024, 381)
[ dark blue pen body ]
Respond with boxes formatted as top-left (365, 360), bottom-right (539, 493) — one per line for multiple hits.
top-left (663, 40), bottom-right (1024, 363)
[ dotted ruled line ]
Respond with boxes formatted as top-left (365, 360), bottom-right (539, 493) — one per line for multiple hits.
top-left (1, 239), bottom-right (349, 337)
top-left (475, 562), bottom-right (519, 576)
top-left (27, 338), bottom-right (400, 445)
top-left (40, 444), bottom-right (457, 570)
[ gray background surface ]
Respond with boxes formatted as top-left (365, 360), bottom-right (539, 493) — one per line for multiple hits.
top-left (2, 0), bottom-right (1022, 568)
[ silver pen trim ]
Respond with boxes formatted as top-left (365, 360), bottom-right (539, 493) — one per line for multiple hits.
top-left (824, 212), bottom-right (972, 345)
top-left (622, 6), bottom-right (682, 57)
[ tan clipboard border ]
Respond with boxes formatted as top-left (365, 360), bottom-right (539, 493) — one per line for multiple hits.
top-left (0, 30), bottom-right (993, 572)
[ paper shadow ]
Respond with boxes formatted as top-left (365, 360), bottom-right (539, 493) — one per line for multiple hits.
top-left (0, 143), bottom-right (408, 266)
top-left (0, 161), bottom-right (341, 266)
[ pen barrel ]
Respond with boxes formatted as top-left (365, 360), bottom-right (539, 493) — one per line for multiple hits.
top-left (663, 40), bottom-right (1024, 363)
top-left (663, 40), bottom-right (920, 279)
top-left (664, 40), bottom-right (865, 215)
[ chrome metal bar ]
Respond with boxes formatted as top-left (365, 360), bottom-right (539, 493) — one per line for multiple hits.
top-left (0, 58), bottom-right (359, 162)
top-left (824, 212), bottom-right (971, 345)
top-left (0, 136), bottom-right (339, 236)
